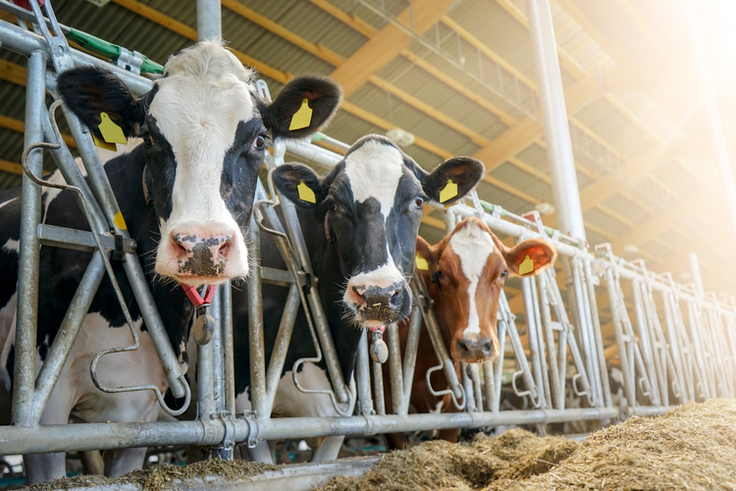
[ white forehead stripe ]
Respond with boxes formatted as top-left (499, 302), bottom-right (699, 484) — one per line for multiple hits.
top-left (449, 222), bottom-right (495, 341)
top-left (343, 140), bottom-right (404, 222)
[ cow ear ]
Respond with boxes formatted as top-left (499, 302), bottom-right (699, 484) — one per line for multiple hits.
top-left (57, 66), bottom-right (145, 141)
top-left (415, 235), bottom-right (436, 272)
top-left (503, 239), bottom-right (557, 277)
top-left (272, 163), bottom-right (324, 209)
top-left (264, 75), bottom-right (343, 139)
top-left (422, 157), bottom-right (484, 205)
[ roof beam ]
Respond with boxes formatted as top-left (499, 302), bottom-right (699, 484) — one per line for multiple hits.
top-left (0, 159), bottom-right (22, 175)
top-left (328, 0), bottom-right (457, 96)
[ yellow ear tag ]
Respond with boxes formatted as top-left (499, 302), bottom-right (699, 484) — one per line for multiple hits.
top-left (92, 134), bottom-right (117, 152)
top-left (289, 98), bottom-right (313, 131)
top-left (519, 255), bottom-right (535, 276)
top-left (439, 179), bottom-right (458, 203)
top-left (297, 180), bottom-right (316, 204)
top-left (113, 212), bottom-right (127, 231)
top-left (415, 253), bottom-right (429, 271)
top-left (98, 112), bottom-right (127, 144)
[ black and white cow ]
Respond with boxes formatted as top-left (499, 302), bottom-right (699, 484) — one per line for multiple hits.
top-left (227, 135), bottom-right (484, 461)
top-left (0, 40), bottom-right (341, 482)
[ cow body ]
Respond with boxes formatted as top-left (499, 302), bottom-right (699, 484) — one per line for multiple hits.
top-left (384, 217), bottom-right (557, 448)
top-left (0, 40), bottom-right (341, 482)
top-left (226, 135), bottom-right (484, 461)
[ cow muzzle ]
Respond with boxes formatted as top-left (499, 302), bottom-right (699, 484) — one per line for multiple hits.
top-left (345, 281), bottom-right (411, 325)
top-left (157, 221), bottom-right (248, 284)
top-left (456, 337), bottom-right (498, 363)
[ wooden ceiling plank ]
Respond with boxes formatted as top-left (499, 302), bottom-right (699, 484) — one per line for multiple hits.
top-left (0, 159), bottom-right (22, 176)
top-left (329, 0), bottom-right (457, 96)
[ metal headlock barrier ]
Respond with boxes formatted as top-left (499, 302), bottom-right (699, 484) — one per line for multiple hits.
top-left (2, 0), bottom-right (736, 466)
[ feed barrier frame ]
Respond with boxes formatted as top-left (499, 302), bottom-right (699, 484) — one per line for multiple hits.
top-left (1, 0), bottom-right (735, 464)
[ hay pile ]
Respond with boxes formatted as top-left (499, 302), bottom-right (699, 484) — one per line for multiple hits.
top-left (25, 459), bottom-right (278, 490)
top-left (321, 399), bottom-right (736, 491)
top-left (315, 429), bottom-right (577, 491)
top-left (488, 398), bottom-right (736, 490)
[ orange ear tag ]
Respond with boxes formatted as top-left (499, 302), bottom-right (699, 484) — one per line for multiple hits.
top-left (519, 255), bottom-right (535, 276)
top-left (415, 253), bottom-right (429, 271)
top-left (289, 98), bottom-right (313, 131)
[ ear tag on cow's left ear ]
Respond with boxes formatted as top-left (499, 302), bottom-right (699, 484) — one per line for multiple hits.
top-left (92, 134), bottom-right (117, 152)
top-left (416, 253), bottom-right (429, 271)
top-left (439, 179), bottom-right (458, 203)
top-left (289, 98), bottom-right (313, 131)
top-left (519, 255), bottom-right (535, 276)
top-left (98, 112), bottom-right (127, 144)
top-left (297, 180), bottom-right (316, 203)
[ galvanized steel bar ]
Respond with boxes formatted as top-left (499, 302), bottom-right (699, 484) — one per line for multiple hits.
top-left (356, 330), bottom-right (374, 415)
top-left (247, 216), bottom-right (267, 420)
top-left (31, 253), bottom-right (107, 423)
top-left (372, 359), bottom-right (386, 416)
top-left (399, 305), bottom-right (422, 415)
top-left (264, 284), bottom-right (301, 415)
top-left (221, 282), bottom-right (236, 415)
top-left (197, 0), bottom-right (221, 41)
top-left (12, 49), bottom-right (47, 428)
top-left (387, 322), bottom-right (404, 415)
top-left (603, 266), bottom-right (637, 408)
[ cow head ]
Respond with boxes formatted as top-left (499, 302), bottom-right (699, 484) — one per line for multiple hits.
top-left (416, 217), bottom-right (556, 363)
top-left (273, 135), bottom-right (484, 326)
top-left (57, 41), bottom-right (341, 286)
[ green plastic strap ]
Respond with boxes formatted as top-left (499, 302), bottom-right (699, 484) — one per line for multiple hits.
top-left (67, 28), bottom-right (163, 74)
top-left (311, 132), bottom-right (327, 142)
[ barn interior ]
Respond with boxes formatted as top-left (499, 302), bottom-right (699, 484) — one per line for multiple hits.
top-left (0, 0), bottom-right (733, 370)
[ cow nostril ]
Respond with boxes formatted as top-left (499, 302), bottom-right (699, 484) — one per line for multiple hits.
top-left (218, 242), bottom-right (230, 259)
top-left (389, 289), bottom-right (401, 308)
top-left (173, 241), bottom-right (188, 258)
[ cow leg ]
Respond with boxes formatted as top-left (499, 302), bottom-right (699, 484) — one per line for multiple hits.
top-left (438, 428), bottom-right (460, 443)
top-left (384, 432), bottom-right (410, 450)
top-left (103, 448), bottom-right (147, 477)
top-left (24, 453), bottom-right (67, 484)
top-left (245, 440), bottom-right (275, 464)
top-left (79, 451), bottom-right (105, 475)
top-left (310, 435), bottom-right (344, 462)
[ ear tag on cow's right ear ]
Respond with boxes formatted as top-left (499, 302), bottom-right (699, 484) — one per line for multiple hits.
top-left (297, 180), bottom-right (316, 203)
top-left (439, 179), bottom-right (458, 203)
top-left (92, 134), bottom-right (117, 152)
top-left (519, 255), bottom-right (535, 276)
top-left (98, 112), bottom-right (127, 144)
top-left (289, 98), bottom-right (313, 131)
top-left (416, 253), bottom-right (429, 270)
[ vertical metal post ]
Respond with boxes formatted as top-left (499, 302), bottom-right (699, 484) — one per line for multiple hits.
top-left (197, 0), bottom-right (222, 42)
top-left (688, 254), bottom-right (705, 297)
top-left (12, 50), bottom-right (47, 428)
top-left (387, 322), bottom-right (404, 415)
top-left (248, 216), bottom-right (267, 420)
top-left (685, 0), bottom-right (736, 247)
top-left (356, 330), bottom-right (375, 415)
top-left (526, 0), bottom-right (586, 240)
top-left (400, 305), bottom-right (422, 415)
top-left (221, 283), bottom-right (236, 415)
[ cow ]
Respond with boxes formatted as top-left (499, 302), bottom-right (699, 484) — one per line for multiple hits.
top-left (383, 217), bottom-right (557, 448)
top-left (0, 40), bottom-right (341, 483)
top-left (222, 135), bottom-right (485, 462)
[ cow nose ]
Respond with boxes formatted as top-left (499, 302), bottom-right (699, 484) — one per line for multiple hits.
top-left (457, 337), bottom-right (496, 362)
top-left (170, 227), bottom-right (235, 277)
top-left (348, 282), bottom-right (410, 323)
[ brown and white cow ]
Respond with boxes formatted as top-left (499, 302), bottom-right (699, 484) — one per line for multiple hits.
top-left (384, 217), bottom-right (556, 448)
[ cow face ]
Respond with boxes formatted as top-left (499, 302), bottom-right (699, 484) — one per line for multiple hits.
top-left (416, 218), bottom-right (556, 363)
top-left (58, 41), bottom-right (341, 286)
top-left (273, 135), bottom-right (484, 327)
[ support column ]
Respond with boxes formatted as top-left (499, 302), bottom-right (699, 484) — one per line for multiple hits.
top-left (12, 50), bottom-right (47, 427)
top-left (526, 0), bottom-right (586, 241)
top-left (197, 0), bottom-right (222, 42)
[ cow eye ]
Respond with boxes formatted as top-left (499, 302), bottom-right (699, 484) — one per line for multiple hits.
top-left (253, 135), bottom-right (266, 150)
top-left (327, 200), bottom-right (338, 212)
top-left (499, 270), bottom-right (507, 280)
top-left (431, 270), bottom-right (444, 283)
top-left (142, 133), bottom-right (153, 147)
top-left (414, 196), bottom-right (424, 208)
